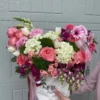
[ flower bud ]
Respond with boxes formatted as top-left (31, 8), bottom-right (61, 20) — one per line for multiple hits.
top-left (13, 50), bottom-right (20, 56)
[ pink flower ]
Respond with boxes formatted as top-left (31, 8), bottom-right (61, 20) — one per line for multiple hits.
top-left (87, 30), bottom-right (94, 43)
top-left (15, 30), bottom-right (24, 39)
top-left (40, 70), bottom-right (48, 77)
top-left (51, 69), bottom-right (58, 78)
top-left (16, 36), bottom-right (28, 49)
top-left (7, 26), bottom-right (17, 38)
top-left (48, 64), bottom-right (54, 73)
top-left (28, 51), bottom-right (34, 58)
top-left (73, 50), bottom-right (86, 64)
top-left (88, 43), bottom-right (96, 53)
top-left (8, 36), bottom-right (18, 47)
top-left (29, 28), bottom-right (43, 38)
top-left (39, 47), bottom-right (55, 62)
top-left (72, 25), bottom-right (87, 40)
top-left (66, 24), bottom-right (74, 30)
top-left (16, 54), bottom-right (27, 66)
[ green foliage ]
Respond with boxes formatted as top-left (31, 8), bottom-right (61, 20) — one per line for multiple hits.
top-left (13, 17), bottom-right (34, 30)
top-left (15, 66), bottom-right (20, 73)
top-left (11, 56), bottom-right (16, 62)
top-left (39, 38), bottom-right (54, 48)
top-left (93, 39), bottom-right (98, 44)
top-left (69, 42), bottom-right (79, 52)
top-left (19, 45), bottom-right (25, 54)
top-left (16, 24), bottom-right (24, 29)
top-left (32, 56), bottom-right (51, 70)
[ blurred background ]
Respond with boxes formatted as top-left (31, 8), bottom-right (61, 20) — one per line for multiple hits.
top-left (0, 0), bottom-right (100, 100)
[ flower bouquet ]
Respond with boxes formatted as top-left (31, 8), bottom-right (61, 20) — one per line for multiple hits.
top-left (6, 18), bottom-right (98, 100)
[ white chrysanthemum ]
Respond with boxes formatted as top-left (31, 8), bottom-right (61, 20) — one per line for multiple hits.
top-left (24, 37), bottom-right (42, 54)
top-left (55, 41), bottom-right (74, 63)
top-left (43, 31), bottom-right (59, 40)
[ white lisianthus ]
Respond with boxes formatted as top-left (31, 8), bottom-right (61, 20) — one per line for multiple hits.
top-left (55, 27), bottom-right (61, 35)
top-left (7, 46), bottom-right (15, 52)
top-left (13, 50), bottom-right (20, 56)
top-left (21, 27), bottom-right (30, 36)
top-left (55, 41), bottom-right (74, 63)
top-left (24, 37), bottom-right (42, 54)
top-left (43, 31), bottom-right (59, 40)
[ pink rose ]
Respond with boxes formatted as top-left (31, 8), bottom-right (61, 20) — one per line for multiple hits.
top-left (39, 47), bottom-right (55, 62)
top-left (88, 43), bottom-right (96, 53)
top-left (8, 36), bottom-right (18, 47)
top-left (40, 70), bottom-right (48, 77)
top-left (74, 50), bottom-right (86, 64)
top-left (28, 51), bottom-right (34, 58)
top-left (48, 64), bottom-right (54, 73)
top-left (16, 54), bottom-right (27, 66)
top-left (51, 69), bottom-right (58, 78)
top-left (15, 30), bottom-right (24, 39)
top-left (7, 26), bottom-right (17, 38)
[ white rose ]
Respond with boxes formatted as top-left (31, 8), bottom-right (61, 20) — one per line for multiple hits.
top-left (7, 46), bottom-right (15, 52)
top-left (22, 27), bottom-right (29, 36)
top-left (13, 51), bottom-right (20, 56)
top-left (55, 27), bottom-right (61, 35)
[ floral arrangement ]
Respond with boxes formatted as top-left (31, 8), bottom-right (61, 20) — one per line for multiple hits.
top-left (6, 18), bottom-right (98, 91)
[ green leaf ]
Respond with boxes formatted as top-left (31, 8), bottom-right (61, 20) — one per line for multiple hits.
top-left (32, 56), bottom-right (51, 70)
top-left (39, 38), bottom-right (54, 48)
top-left (19, 45), bottom-right (25, 54)
top-left (16, 24), bottom-right (24, 29)
top-left (11, 56), bottom-right (16, 62)
top-left (13, 17), bottom-right (31, 24)
top-left (15, 66), bottom-right (20, 73)
top-left (94, 50), bottom-right (97, 53)
top-left (93, 39), bottom-right (98, 44)
top-left (69, 42), bottom-right (79, 52)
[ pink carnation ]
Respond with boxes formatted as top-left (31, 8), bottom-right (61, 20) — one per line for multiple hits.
top-left (39, 47), bottom-right (55, 62)
top-left (48, 64), bottom-right (54, 73)
top-left (29, 28), bottom-right (43, 38)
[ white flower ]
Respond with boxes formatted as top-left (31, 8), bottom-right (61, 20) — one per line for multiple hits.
top-left (43, 31), bottom-right (59, 40)
top-left (21, 27), bottom-right (30, 36)
top-left (55, 41), bottom-right (74, 63)
top-left (13, 50), bottom-right (20, 56)
top-left (55, 27), bottom-right (61, 35)
top-left (24, 37), bottom-right (42, 54)
top-left (7, 46), bottom-right (15, 52)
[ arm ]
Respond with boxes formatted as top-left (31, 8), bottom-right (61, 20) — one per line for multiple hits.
top-left (72, 61), bottom-right (100, 94)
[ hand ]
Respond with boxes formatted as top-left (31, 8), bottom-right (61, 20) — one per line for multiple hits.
top-left (54, 89), bottom-right (71, 100)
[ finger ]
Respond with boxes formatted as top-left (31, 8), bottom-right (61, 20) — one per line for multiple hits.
top-left (53, 89), bottom-right (63, 98)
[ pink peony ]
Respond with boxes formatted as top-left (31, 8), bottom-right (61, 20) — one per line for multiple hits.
top-left (16, 54), bottom-right (27, 66)
top-left (16, 36), bottom-right (28, 49)
top-left (8, 36), bottom-right (18, 47)
top-left (88, 43), bottom-right (96, 53)
top-left (40, 70), bottom-right (48, 77)
top-left (39, 47), bottom-right (55, 62)
top-left (7, 26), bottom-right (17, 38)
top-left (29, 28), bottom-right (43, 38)
top-left (15, 30), bottom-right (24, 39)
